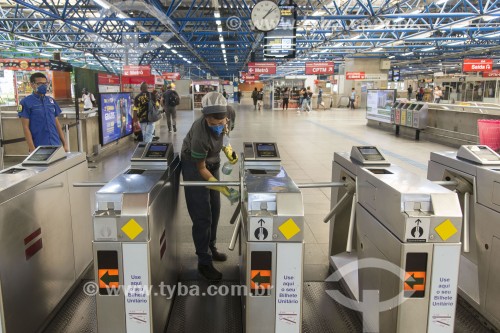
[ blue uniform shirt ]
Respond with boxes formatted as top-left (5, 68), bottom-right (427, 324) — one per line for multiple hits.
top-left (18, 93), bottom-right (62, 147)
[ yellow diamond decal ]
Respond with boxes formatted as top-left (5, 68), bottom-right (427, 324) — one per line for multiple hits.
top-left (435, 219), bottom-right (458, 241)
top-left (121, 219), bottom-right (144, 240)
top-left (279, 218), bottom-right (301, 240)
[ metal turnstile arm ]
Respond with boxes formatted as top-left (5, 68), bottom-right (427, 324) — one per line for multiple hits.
top-left (297, 182), bottom-right (347, 189)
top-left (346, 193), bottom-right (357, 253)
top-left (73, 182), bottom-right (107, 187)
top-left (181, 180), bottom-right (241, 187)
top-left (229, 202), bottom-right (241, 225)
top-left (323, 191), bottom-right (353, 223)
top-left (463, 192), bottom-right (470, 253)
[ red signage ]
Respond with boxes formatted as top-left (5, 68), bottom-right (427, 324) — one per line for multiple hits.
top-left (463, 59), bottom-right (493, 72)
top-left (97, 73), bottom-right (120, 85)
top-left (483, 70), bottom-right (500, 77)
top-left (123, 65), bottom-right (151, 76)
top-left (163, 72), bottom-right (181, 80)
top-left (346, 72), bottom-right (366, 80)
top-left (248, 62), bottom-right (276, 75)
top-left (241, 72), bottom-right (259, 81)
top-left (305, 62), bottom-right (334, 75)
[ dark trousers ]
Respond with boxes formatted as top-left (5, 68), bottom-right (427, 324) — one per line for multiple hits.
top-left (182, 160), bottom-right (221, 265)
top-left (282, 98), bottom-right (289, 110)
top-left (349, 98), bottom-right (355, 109)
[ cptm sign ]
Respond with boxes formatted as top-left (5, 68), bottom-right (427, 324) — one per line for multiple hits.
top-left (463, 59), bottom-right (493, 72)
top-left (305, 62), bottom-right (334, 75)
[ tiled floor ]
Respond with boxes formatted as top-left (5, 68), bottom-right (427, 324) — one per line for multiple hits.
top-left (84, 102), bottom-right (452, 282)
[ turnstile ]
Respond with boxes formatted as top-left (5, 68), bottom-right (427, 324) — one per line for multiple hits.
top-left (0, 145), bottom-right (92, 332)
top-left (327, 146), bottom-right (463, 332)
top-left (428, 145), bottom-right (500, 330)
top-left (93, 142), bottom-right (181, 333)
top-left (233, 142), bottom-right (305, 333)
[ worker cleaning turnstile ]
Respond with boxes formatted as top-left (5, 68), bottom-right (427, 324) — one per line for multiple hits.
top-left (227, 142), bottom-right (305, 333)
top-left (428, 145), bottom-right (500, 330)
top-left (93, 142), bottom-right (180, 333)
top-left (0, 145), bottom-right (92, 333)
top-left (326, 146), bottom-right (463, 332)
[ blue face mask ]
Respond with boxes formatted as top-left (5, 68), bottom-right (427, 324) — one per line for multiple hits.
top-left (36, 84), bottom-right (48, 95)
top-left (209, 124), bottom-right (225, 136)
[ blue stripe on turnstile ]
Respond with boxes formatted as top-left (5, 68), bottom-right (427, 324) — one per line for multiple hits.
top-left (307, 120), bottom-right (428, 171)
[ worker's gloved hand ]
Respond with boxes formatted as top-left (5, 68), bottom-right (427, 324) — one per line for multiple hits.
top-left (223, 144), bottom-right (238, 164)
top-left (207, 177), bottom-right (240, 204)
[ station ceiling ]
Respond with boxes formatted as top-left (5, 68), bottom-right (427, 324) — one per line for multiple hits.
top-left (0, 0), bottom-right (499, 79)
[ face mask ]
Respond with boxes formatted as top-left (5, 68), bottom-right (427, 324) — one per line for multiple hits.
top-left (36, 84), bottom-right (48, 95)
top-left (209, 124), bottom-right (225, 136)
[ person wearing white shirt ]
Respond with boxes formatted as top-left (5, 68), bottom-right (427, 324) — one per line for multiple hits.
top-left (81, 88), bottom-right (95, 111)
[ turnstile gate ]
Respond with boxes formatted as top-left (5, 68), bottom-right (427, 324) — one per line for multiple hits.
top-left (0, 146), bottom-right (92, 333)
top-left (93, 142), bottom-right (180, 333)
top-left (428, 145), bottom-right (500, 330)
top-left (327, 146), bottom-right (463, 332)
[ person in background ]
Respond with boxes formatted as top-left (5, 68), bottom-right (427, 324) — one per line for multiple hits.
top-left (18, 72), bottom-right (68, 153)
top-left (433, 86), bottom-right (443, 103)
top-left (349, 88), bottom-right (356, 109)
top-left (407, 85), bottom-right (413, 100)
top-left (298, 88), bottom-right (305, 113)
top-left (181, 92), bottom-right (239, 281)
top-left (81, 88), bottom-right (96, 111)
top-left (306, 86), bottom-right (313, 108)
top-left (133, 82), bottom-right (155, 142)
top-left (257, 88), bottom-right (264, 111)
top-left (222, 89), bottom-right (227, 99)
top-left (301, 88), bottom-right (312, 113)
top-left (282, 87), bottom-right (290, 111)
top-left (317, 88), bottom-right (325, 109)
top-left (237, 90), bottom-right (242, 104)
top-left (162, 83), bottom-right (180, 133)
top-left (251, 87), bottom-right (258, 110)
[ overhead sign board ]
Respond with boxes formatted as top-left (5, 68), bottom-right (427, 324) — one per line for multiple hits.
top-left (97, 73), bottom-right (120, 85)
top-left (463, 59), bottom-right (493, 72)
top-left (305, 62), bottom-right (334, 75)
top-left (123, 65), bottom-right (151, 76)
top-left (483, 70), bottom-right (500, 77)
top-left (248, 62), bottom-right (277, 75)
top-left (264, 5), bottom-right (297, 58)
top-left (241, 72), bottom-right (259, 81)
top-left (346, 72), bottom-right (366, 80)
top-left (162, 72), bottom-right (181, 80)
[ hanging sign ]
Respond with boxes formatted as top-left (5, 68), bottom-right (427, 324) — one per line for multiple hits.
top-left (123, 65), bottom-right (151, 76)
top-left (462, 59), bottom-right (493, 72)
top-left (305, 62), bottom-right (334, 75)
top-left (248, 62), bottom-right (277, 75)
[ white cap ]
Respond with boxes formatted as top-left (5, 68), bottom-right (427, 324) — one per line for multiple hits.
top-left (202, 92), bottom-right (227, 115)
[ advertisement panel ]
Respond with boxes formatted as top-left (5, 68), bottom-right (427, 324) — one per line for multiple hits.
top-left (366, 89), bottom-right (396, 123)
top-left (483, 70), bottom-right (500, 77)
top-left (99, 93), bottom-right (133, 145)
top-left (123, 65), bottom-right (151, 76)
top-left (162, 72), bottom-right (181, 80)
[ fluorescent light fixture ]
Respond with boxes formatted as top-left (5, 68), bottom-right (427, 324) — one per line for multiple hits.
top-left (61, 56), bottom-right (70, 60)
top-left (163, 43), bottom-right (171, 48)
top-left (421, 46), bottom-right (436, 51)
top-left (183, 57), bottom-right (187, 61)
top-left (17, 35), bottom-right (37, 42)
top-left (483, 15), bottom-right (497, 21)
top-left (217, 27), bottom-right (223, 33)
top-left (93, 0), bottom-right (110, 9)
top-left (40, 52), bottom-right (51, 57)
top-left (214, 11), bottom-right (220, 18)
top-left (402, 52), bottom-right (414, 56)
top-left (407, 31), bottom-right (432, 39)
top-left (411, 9), bottom-right (422, 14)
top-left (371, 47), bottom-right (383, 52)
top-left (487, 32), bottom-right (500, 37)
top-left (222, 49), bottom-right (226, 54)
top-left (47, 42), bottom-right (62, 48)
top-left (171, 49), bottom-right (178, 54)
top-left (187, 60), bottom-right (192, 64)
top-left (221, 44), bottom-right (225, 49)
top-left (85, 52), bottom-right (93, 56)
top-left (17, 48), bottom-right (31, 52)
top-left (177, 53), bottom-right (183, 58)
top-left (436, 0), bottom-right (448, 4)
top-left (216, 20), bottom-right (222, 25)
top-left (373, 24), bottom-right (386, 30)
top-left (447, 40), bottom-right (465, 45)
top-left (394, 17), bottom-right (405, 22)
top-left (219, 36), bottom-right (224, 42)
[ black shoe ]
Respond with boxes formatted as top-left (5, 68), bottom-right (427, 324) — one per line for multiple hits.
top-left (152, 136), bottom-right (160, 141)
top-left (198, 263), bottom-right (222, 281)
top-left (173, 125), bottom-right (177, 132)
top-left (211, 248), bottom-right (227, 262)
top-left (168, 128), bottom-right (172, 133)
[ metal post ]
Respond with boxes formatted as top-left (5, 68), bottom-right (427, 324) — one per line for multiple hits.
top-left (0, 109), bottom-right (4, 170)
top-left (228, 213), bottom-right (241, 251)
top-left (64, 124), bottom-right (70, 152)
top-left (346, 193), bottom-right (357, 253)
top-left (77, 122), bottom-right (83, 153)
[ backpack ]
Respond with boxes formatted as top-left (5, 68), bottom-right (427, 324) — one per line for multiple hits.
top-left (148, 93), bottom-right (161, 122)
top-left (168, 91), bottom-right (180, 106)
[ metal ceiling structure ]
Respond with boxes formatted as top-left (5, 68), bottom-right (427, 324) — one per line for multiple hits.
top-left (0, 0), bottom-right (499, 79)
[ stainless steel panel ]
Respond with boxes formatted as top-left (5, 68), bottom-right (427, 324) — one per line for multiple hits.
top-left (485, 237), bottom-right (500, 327)
top-left (0, 172), bottom-right (75, 333)
top-left (476, 168), bottom-right (500, 211)
top-left (66, 162), bottom-right (93, 278)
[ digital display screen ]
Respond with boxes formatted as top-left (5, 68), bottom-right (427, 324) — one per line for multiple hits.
top-left (256, 143), bottom-right (278, 157)
top-left (472, 146), bottom-right (500, 161)
top-left (145, 144), bottom-right (168, 158)
top-left (358, 147), bottom-right (384, 160)
top-left (29, 147), bottom-right (57, 161)
top-left (99, 93), bottom-right (133, 145)
top-left (359, 148), bottom-right (380, 156)
top-left (263, 5), bottom-right (297, 58)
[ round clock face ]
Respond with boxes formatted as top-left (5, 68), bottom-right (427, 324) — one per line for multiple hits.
top-left (251, 1), bottom-right (281, 32)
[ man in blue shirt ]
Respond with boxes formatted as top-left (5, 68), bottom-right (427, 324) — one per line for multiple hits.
top-left (18, 72), bottom-right (68, 152)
